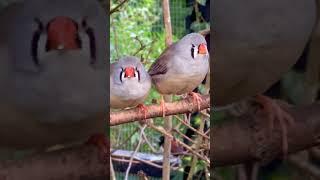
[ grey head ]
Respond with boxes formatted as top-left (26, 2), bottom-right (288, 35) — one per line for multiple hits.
top-left (7, 0), bottom-right (108, 123)
top-left (174, 33), bottom-right (209, 61)
top-left (111, 56), bottom-right (151, 109)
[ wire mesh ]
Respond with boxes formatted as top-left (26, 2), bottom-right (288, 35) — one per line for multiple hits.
top-left (110, 0), bottom-right (210, 178)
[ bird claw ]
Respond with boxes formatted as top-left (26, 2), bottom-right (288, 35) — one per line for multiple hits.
top-left (137, 104), bottom-right (148, 119)
top-left (86, 133), bottom-right (109, 163)
top-left (254, 95), bottom-right (294, 157)
top-left (189, 92), bottom-right (203, 111)
top-left (160, 97), bottom-right (166, 117)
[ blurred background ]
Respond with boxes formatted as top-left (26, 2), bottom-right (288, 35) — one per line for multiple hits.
top-left (213, 16), bottom-right (320, 180)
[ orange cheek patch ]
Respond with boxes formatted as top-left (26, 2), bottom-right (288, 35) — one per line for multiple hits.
top-left (47, 16), bottom-right (79, 50)
top-left (198, 43), bottom-right (207, 54)
top-left (124, 67), bottom-right (135, 78)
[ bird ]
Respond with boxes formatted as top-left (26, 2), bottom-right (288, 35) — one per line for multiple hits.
top-left (0, 0), bottom-right (108, 154)
top-left (148, 33), bottom-right (209, 117)
top-left (212, 0), bottom-right (316, 156)
top-left (110, 56), bottom-right (151, 118)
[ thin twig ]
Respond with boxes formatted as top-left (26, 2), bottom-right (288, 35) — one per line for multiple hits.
top-left (205, 166), bottom-right (210, 180)
top-left (111, 126), bottom-right (140, 154)
top-left (142, 135), bottom-right (158, 153)
top-left (173, 128), bottom-right (197, 145)
top-left (110, 158), bottom-right (116, 180)
top-left (147, 122), bottom-right (173, 138)
top-left (174, 115), bottom-right (210, 140)
top-left (124, 125), bottom-right (147, 180)
top-left (132, 36), bottom-right (147, 56)
top-left (145, 121), bottom-right (209, 164)
top-left (187, 113), bottom-right (206, 180)
top-left (171, 133), bottom-right (210, 165)
top-left (110, 0), bottom-right (130, 14)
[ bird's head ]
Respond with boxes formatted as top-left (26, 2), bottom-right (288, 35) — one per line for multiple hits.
top-left (112, 56), bottom-right (149, 85)
top-left (177, 33), bottom-right (209, 60)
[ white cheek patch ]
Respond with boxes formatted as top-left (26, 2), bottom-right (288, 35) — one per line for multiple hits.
top-left (193, 46), bottom-right (198, 59)
top-left (134, 71), bottom-right (139, 80)
top-left (37, 34), bottom-right (47, 60)
top-left (79, 32), bottom-right (90, 55)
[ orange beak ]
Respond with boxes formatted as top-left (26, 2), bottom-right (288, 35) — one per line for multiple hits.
top-left (198, 43), bottom-right (207, 54)
top-left (47, 16), bottom-right (79, 51)
top-left (124, 67), bottom-right (135, 78)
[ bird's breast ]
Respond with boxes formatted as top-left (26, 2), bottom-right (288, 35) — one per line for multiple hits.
top-left (153, 73), bottom-right (206, 95)
top-left (110, 80), bottom-right (150, 109)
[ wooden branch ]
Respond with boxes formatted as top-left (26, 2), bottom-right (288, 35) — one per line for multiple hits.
top-left (213, 103), bottom-right (320, 167)
top-left (162, 0), bottom-right (173, 45)
top-left (0, 145), bottom-right (108, 180)
top-left (110, 94), bottom-right (210, 126)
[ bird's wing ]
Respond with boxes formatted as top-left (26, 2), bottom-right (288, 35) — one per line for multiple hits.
top-left (148, 43), bottom-right (177, 76)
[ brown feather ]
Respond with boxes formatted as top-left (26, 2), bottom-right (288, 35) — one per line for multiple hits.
top-left (148, 42), bottom-right (177, 76)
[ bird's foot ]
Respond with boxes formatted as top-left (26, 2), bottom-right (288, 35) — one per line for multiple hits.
top-left (137, 104), bottom-right (148, 119)
top-left (254, 95), bottom-right (294, 156)
top-left (160, 96), bottom-right (166, 117)
top-left (86, 133), bottom-right (109, 163)
top-left (189, 92), bottom-right (203, 111)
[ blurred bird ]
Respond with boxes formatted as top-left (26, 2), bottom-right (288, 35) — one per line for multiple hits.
top-left (0, 0), bottom-right (108, 155)
top-left (213, 0), bottom-right (316, 156)
top-left (148, 33), bottom-right (209, 117)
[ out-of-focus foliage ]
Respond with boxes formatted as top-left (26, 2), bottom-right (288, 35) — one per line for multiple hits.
top-left (110, 0), bottom-right (166, 65)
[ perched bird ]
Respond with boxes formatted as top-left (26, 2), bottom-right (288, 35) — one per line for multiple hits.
top-left (148, 33), bottom-right (209, 116)
top-left (110, 56), bottom-right (151, 118)
top-left (0, 0), bottom-right (108, 152)
top-left (213, 0), bottom-right (316, 156)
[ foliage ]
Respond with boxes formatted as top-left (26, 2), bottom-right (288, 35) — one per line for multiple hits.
top-left (110, 0), bottom-right (165, 64)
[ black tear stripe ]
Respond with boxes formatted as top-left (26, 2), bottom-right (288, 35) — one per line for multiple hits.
top-left (85, 27), bottom-right (96, 64)
top-left (119, 68), bottom-right (124, 83)
top-left (31, 18), bottom-right (44, 66)
top-left (191, 44), bottom-right (195, 59)
top-left (74, 21), bottom-right (82, 49)
top-left (136, 67), bottom-right (141, 82)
